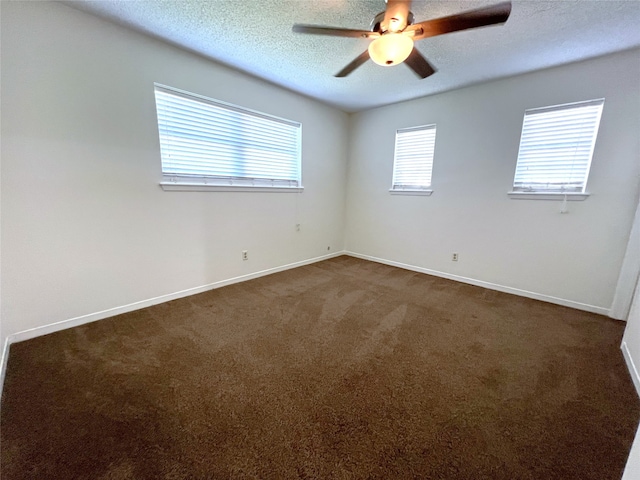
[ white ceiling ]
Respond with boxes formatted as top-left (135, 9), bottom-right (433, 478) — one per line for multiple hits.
top-left (63, 0), bottom-right (640, 112)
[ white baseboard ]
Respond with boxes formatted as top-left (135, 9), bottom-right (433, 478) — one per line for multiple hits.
top-left (0, 337), bottom-right (10, 401)
top-left (345, 251), bottom-right (611, 316)
top-left (0, 251), bottom-right (345, 395)
top-left (622, 341), bottom-right (640, 398)
top-left (0, 250), bottom-right (613, 397)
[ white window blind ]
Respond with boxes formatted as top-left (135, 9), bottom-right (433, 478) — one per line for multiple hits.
top-left (391, 124), bottom-right (436, 191)
top-left (512, 99), bottom-right (604, 193)
top-left (154, 84), bottom-right (302, 189)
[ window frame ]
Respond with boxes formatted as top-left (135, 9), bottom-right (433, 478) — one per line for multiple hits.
top-left (508, 98), bottom-right (604, 201)
top-left (154, 84), bottom-right (303, 192)
top-left (389, 124), bottom-right (437, 196)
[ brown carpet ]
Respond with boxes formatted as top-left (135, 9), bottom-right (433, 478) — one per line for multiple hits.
top-left (1, 256), bottom-right (639, 479)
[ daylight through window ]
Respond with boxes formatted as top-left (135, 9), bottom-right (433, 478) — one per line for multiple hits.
top-left (512, 99), bottom-right (604, 194)
top-left (391, 124), bottom-right (437, 194)
top-left (154, 84), bottom-right (302, 191)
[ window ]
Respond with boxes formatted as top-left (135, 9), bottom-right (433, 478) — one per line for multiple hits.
top-left (390, 124), bottom-right (436, 195)
top-left (154, 84), bottom-right (302, 192)
top-left (510, 98), bottom-right (604, 199)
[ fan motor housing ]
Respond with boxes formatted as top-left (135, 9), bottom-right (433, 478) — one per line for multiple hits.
top-left (370, 10), bottom-right (414, 33)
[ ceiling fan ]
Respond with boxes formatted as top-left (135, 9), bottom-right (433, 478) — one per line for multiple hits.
top-left (292, 0), bottom-right (511, 79)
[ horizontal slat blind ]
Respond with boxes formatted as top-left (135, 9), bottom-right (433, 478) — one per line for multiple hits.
top-left (154, 84), bottom-right (301, 187)
top-left (392, 125), bottom-right (436, 190)
top-left (513, 99), bottom-right (604, 193)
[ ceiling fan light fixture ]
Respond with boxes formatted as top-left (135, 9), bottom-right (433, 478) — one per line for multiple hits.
top-left (368, 33), bottom-right (414, 67)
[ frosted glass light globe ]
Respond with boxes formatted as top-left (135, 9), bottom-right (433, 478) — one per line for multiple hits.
top-left (368, 34), bottom-right (414, 67)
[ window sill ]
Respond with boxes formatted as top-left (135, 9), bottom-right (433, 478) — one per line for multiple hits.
top-left (160, 183), bottom-right (304, 193)
top-left (507, 192), bottom-right (590, 201)
top-left (389, 189), bottom-right (433, 196)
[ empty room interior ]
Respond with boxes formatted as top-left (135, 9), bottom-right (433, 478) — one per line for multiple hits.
top-left (2, 0), bottom-right (640, 478)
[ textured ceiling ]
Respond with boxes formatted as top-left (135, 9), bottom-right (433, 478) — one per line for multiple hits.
top-left (63, 0), bottom-right (640, 112)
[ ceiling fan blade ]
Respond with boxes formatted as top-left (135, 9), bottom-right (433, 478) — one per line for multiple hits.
top-left (404, 48), bottom-right (437, 79)
top-left (335, 50), bottom-right (371, 77)
top-left (382, 0), bottom-right (412, 33)
top-left (407, 1), bottom-right (511, 41)
top-left (292, 24), bottom-right (378, 39)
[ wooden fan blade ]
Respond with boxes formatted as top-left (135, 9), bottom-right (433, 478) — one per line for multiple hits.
top-left (404, 48), bottom-right (437, 79)
top-left (407, 1), bottom-right (511, 41)
top-left (335, 50), bottom-right (371, 77)
top-left (292, 24), bottom-right (378, 39)
top-left (382, 0), bottom-right (412, 33)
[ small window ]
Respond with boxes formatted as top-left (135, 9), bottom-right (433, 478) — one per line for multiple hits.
top-left (511, 99), bottom-right (604, 196)
top-left (154, 84), bottom-right (302, 191)
top-left (390, 124), bottom-right (436, 195)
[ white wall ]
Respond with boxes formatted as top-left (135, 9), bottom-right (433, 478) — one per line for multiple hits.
top-left (345, 49), bottom-right (640, 313)
top-left (621, 198), bottom-right (640, 395)
top-left (623, 425), bottom-right (640, 480)
top-left (0, 1), bottom-right (349, 345)
top-left (622, 279), bottom-right (640, 479)
top-left (612, 196), bottom-right (640, 320)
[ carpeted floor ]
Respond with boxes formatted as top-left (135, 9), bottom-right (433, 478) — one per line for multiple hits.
top-left (1, 256), bottom-right (639, 479)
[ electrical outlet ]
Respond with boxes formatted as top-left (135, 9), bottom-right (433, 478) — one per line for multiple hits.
top-left (242, 250), bottom-right (248, 261)
top-left (452, 253), bottom-right (458, 261)
top-left (296, 224), bottom-right (301, 232)
top-left (327, 246), bottom-right (331, 251)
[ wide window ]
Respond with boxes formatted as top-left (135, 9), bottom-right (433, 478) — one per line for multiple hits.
top-left (154, 84), bottom-right (302, 191)
top-left (510, 98), bottom-right (604, 197)
top-left (390, 124), bottom-right (436, 195)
